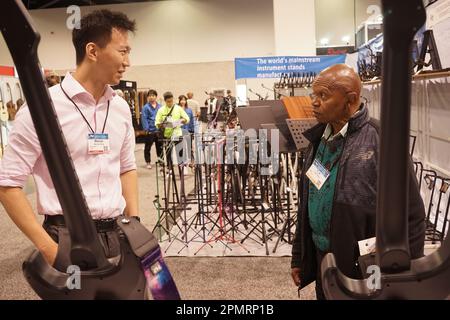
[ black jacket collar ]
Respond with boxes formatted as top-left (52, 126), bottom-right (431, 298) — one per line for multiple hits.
top-left (302, 103), bottom-right (369, 144)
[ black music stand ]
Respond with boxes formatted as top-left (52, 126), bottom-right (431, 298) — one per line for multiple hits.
top-left (286, 118), bottom-right (318, 150)
top-left (270, 118), bottom-right (317, 252)
top-left (236, 106), bottom-right (275, 134)
top-left (236, 105), bottom-right (291, 253)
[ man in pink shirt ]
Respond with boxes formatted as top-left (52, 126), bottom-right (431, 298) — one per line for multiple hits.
top-left (0, 10), bottom-right (138, 269)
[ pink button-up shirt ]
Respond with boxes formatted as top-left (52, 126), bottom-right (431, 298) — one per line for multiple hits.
top-left (0, 73), bottom-right (136, 219)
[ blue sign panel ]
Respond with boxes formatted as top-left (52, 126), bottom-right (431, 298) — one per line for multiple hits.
top-left (234, 55), bottom-right (346, 79)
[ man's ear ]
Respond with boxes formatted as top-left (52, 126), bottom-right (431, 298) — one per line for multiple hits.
top-left (85, 42), bottom-right (98, 62)
top-left (346, 92), bottom-right (358, 105)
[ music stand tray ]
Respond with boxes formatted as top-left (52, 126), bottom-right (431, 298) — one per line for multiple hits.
top-left (261, 123), bottom-right (297, 154)
top-left (285, 118), bottom-right (317, 150)
top-left (236, 106), bottom-right (275, 133)
top-left (248, 100), bottom-right (289, 124)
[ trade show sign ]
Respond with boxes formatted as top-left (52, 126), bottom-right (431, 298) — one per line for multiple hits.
top-left (234, 55), bottom-right (346, 79)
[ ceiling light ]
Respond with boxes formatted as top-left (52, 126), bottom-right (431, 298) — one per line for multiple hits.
top-left (342, 35), bottom-right (351, 43)
top-left (320, 38), bottom-right (329, 46)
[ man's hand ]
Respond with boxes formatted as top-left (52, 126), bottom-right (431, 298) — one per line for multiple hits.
top-left (291, 267), bottom-right (302, 287)
top-left (40, 240), bottom-right (58, 266)
top-left (0, 187), bottom-right (62, 268)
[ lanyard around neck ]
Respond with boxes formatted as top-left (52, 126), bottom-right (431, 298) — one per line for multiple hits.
top-left (60, 83), bottom-right (110, 134)
top-left (316, 131), bottom-right (342, 171)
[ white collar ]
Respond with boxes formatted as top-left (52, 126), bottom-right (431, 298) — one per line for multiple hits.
top-left (322, 123), bottom-right (349, 141)
top-left (62, 72), bottom-right (115, 102)
top-left (322, 109), bottom-right (360, 141)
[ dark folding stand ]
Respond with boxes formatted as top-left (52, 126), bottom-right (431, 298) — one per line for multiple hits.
top-left (321, 0), bottom-right (450, 299)
top-left (1, 0), bottom-right (158, 299)
top-left (270, 118), bottom-right (316, 253)
top-left (235, 107), bottom-right (282, 253)
top-left (416, 30), bottom-right (442, 72)
top-left (193, 137), bottom-right (250, 255)
top-left (152, 139), bottom-right (184, 242)
top-left (236, 105), bottom-right (313, 253)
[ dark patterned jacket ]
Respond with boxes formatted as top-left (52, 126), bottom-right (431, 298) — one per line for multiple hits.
top-left (291, 104), bottom-right (425, 288)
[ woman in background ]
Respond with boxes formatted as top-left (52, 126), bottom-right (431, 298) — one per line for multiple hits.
top-left (179, 95), bottom-right (195, 166)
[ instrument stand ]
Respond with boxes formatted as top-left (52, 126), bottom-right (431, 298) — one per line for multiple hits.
top-left (194, 140), bottom-right (250, 255)
top-left (152, 138), bottom-right (184, 245)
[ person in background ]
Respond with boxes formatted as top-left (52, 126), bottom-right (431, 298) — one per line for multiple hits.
top-left (221, 89), bottom-right (237, 117)
top-left (179, 95), bottom-right (194, 135)
top-left (155, 92), bottom-right (189, 166)
top-left (204, 92), bottom-right (218, 118)
top-left (186, 92), bottom-right (200, 119)
top-left (141, 89), bottom-right (162, 169)
top-left (179, 95), bottom-right (195, 166)
top-left (45, 70), bottom-right (61, 87)
top-left (115, 89), bottom-right (124, 98)
top-left (204, 91), bottom-right (219, 130)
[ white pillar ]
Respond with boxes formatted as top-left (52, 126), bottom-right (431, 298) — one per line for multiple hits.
top-left (273, 0), bottom-right (316, 56)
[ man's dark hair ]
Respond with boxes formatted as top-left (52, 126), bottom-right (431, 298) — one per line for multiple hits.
top-left (72, 10), bottom-right (136, 65)
top-left (147, 89), bottom-right (158, 97)
top-left (163, 92), bottom-right (173, 101)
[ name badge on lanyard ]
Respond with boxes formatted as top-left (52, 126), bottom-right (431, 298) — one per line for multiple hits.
top-left (88, 133), bottom-right (110, 155)
top-left (306, 159), bottom-right (330, 190)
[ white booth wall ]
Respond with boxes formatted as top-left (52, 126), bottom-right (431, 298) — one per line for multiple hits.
top-left (0, 0), bottom-right (276, 101)
top-left (0, 0), bottom-right (276, 68)
top-left (363, 76), bottom-right (450, 235)
top-left (362, 76), bottom-right (450, 178)
top-left (3, 0), bottom-right (385, 102)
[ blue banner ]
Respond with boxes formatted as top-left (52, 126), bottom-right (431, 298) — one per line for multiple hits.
top-left (234, 55), bottom-right (346, 79)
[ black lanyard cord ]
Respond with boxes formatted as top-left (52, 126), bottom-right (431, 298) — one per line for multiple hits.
top-left (60, 83), bottom-right (110, 134)
top-left (316, 130), bottom-right (341, 171)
